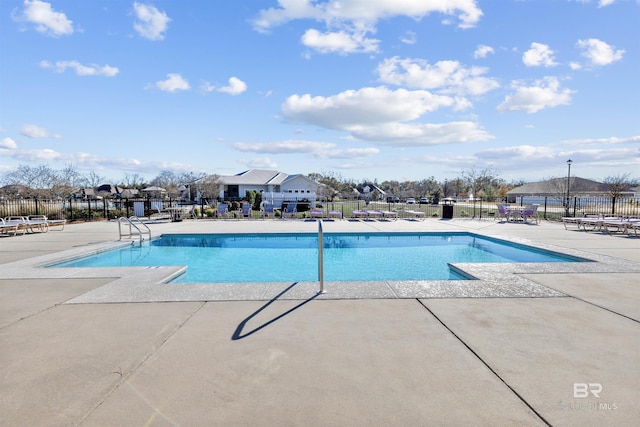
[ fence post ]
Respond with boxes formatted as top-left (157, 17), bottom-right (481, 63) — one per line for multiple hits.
top-left (611, 196), bottom-right (616, 215)
top-left (572, 196), bottom-right (577, 217)
top-left (35, 198), bottom-right (40, 216)
top-left (543, 196), bottom-right (548, 219)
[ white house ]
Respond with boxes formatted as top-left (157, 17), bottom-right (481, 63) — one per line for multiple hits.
top-left (213, 169), bottom-right (318, 208)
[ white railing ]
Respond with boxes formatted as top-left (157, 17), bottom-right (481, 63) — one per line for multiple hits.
top-left (117, 216), bottom-right (151, 245)
top-left (317, 219), bottom-right (325, 294)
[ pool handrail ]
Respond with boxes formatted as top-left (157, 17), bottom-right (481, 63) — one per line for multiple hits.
top-left (118, 216), bottom-right (151, 245)
top-left (318, 219), bottom-right (326, 294)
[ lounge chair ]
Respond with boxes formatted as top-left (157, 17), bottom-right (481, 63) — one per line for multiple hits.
top-left (562, 216), bottom-right (582, 230)
top-left (149, 209), bottom-right (172, 222)
top-left (28, 215), bottom-right (66, 230)
top-left (328, 210), bottom-right (342, 219)
top-left (0, 218), bottom-right (20, 236)
top-left (282, 203), bottom-right (297, 219)
top-left (216, 203), bottom-right (231, 219)
top-left (4, 216), bottom-right (48, 233)
top-left (601, 218), bottom-right (640, 235)
top-left (351, 209), bottom-right (368, 219)
top-left (403, 209), bottom-right (425, 220)
top-left (309, 208), bottom-right (324, 218)
top-left (379, 209), bottom-right (398, 220)
top-left (240, 203), bottom-right (252, 219)
top-left (364, 209), bottom-right (382, 220)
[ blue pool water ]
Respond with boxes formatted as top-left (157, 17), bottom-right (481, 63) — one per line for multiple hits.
top-left (51, 232), bottom-right (585, 283)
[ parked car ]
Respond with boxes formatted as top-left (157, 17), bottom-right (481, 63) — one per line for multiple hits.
top-left (406, 197), bottom-right (416, 204)
top-left (386, 196), bottom-right (400, 203)
top-left (419, 197), bottom-right (429, 204)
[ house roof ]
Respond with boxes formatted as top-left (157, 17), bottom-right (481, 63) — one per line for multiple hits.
top-left (507, 177), bottom-right (606, 195)
top-left (354, 183), bottom-right (386, 195)
top-left (216, 169), bottom-right (315, 186)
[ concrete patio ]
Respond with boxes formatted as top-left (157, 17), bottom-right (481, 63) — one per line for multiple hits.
top-left (1, 218), bottom-right (638, 426)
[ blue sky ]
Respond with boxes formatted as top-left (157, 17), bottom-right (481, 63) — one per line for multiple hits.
top-left (1, 0), bottom-right (638, 184)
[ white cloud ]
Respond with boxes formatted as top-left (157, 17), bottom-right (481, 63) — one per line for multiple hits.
top-left (350, 121), bottom-right (494, 146)
top-left (522, 42), bottom-right (558, 67)
top-left (133, 2), bottom-right (171, 41)
top-left (16, 0), bottom-right (74, 37)
top-left (281, 86), bottom-right (494, 146)
top-left (376, 57), bottom-right (499, 96)
top-left (218, 77), bottom-right (248, 95)
top-left (598, 0), bottom-right (616, 7)
top-left (475, 144), bottom-right (639, 170)
top-left (149, 73), bottom-right (190, 92)
top-left (0, 137), bottom-right (18, 149)
top-left (252, 0), bottom-right (483, 55)
top-left (253, 0), bottom-right (483, 32)
top-left (560, 135), bottom-right (640, 146)
top-left (241, 157), bottom-right (279, 169)
top-left (301, 28), bottom-right (379, 54)
top-left (232, 139), bottom-right (379, 159)
top-left (577, 38), bottom-right (624, 66)
top-left (39, 60), bottom-right (119, 77)
top-left (282, 86), bottom-right (454, 130)
top-left (20, 124), bottom-right (61, 138)
top-left (400, 31), bottom-right (416, 45)
top-left (473, 44), bottom-right (494, 59)
top-left (497, 77), bottom-right (573, 113)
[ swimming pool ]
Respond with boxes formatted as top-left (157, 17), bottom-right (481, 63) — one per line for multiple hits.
top-left (52, 232), bottom-right (585, 283)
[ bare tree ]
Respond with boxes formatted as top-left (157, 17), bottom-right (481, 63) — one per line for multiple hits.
top-left (197, 174), bottom-right (222, 204)
top-left (603, 173), bottom-right (637, 198)
top-left (3, 164), bottom-right (60, 198)
top-left (84, 171), bottom-right (107, 188)
top-left (603, 172), bottom-right (638, 215)
top-left (120, 173), bottom-right (146, 188)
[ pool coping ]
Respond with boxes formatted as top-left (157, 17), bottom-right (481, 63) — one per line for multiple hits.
top-left (2, 230), bottom-right (639, 303)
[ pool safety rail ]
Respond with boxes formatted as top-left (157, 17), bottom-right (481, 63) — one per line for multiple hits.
top-left (117, 216), bottom-right (151, 245)
top-left (318, 219), bottom-right (326, 294)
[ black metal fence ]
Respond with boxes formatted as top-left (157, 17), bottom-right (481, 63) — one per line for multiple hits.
top-left (0, 196), bottom-right (637, 222)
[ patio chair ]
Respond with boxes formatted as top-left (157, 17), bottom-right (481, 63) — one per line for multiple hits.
top-left (262, 203), bottom-right (275, 219)
top-left (496, 204), bottom-right (511, 222)
top-left (518, 205), bottom-right (539, 224)
top-left (216, 203), bottom-right (231, 219)
top-left (282, 203), bottom-right (297, 219)
top-left (240, 203), bottom-right (252, 219)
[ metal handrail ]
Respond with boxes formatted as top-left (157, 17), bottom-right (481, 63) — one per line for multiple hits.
top-left (318, 219), bottom-right (325, 294)
top-left (117, 216), bottom-right (151, 245)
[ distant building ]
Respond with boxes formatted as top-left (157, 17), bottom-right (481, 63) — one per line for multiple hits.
top-left (507, 177), bottom-right (637, 205)
top-left (213, 169), bottom-right (319, 207)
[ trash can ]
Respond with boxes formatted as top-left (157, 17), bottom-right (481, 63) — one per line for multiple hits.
top-left (442, 198), bottom-right (454, 219)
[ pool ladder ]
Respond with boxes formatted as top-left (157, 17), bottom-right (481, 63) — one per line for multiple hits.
top-left (118, 216), bottom-right (151, 245)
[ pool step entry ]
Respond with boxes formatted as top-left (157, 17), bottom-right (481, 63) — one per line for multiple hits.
top-left (118, 216), bottom-right (151, 245)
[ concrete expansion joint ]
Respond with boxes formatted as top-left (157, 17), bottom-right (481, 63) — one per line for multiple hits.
top-left (415, 299), bottom-right (553, 427)
top-left (76, 301), bottom-right (206, 425)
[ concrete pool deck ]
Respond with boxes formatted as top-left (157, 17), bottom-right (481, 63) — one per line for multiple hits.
top-left (1, 218), bottom-right (639, 426)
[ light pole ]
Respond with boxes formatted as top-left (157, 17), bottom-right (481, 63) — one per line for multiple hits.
top-left (565, 159), bottom-right (572, 216)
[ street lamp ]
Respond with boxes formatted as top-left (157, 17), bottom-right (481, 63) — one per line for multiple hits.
top-left (565, 159), bottom-right (572, 215)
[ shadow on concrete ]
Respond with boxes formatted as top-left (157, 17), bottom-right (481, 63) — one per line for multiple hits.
top-left (232, 282), bottom-right (320, 340)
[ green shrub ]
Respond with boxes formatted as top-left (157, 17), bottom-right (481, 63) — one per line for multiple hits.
top-left (460, 210), bottom-right (470, 217)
